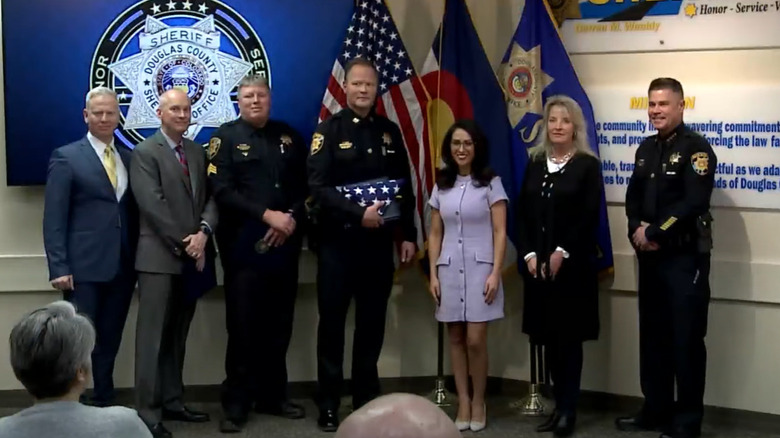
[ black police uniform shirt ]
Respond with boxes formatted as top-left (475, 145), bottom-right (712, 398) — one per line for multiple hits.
top-left (625, 122), bottom-right (717, 248)
top-left (207, 117), bottom-right (308, 250)
top-left (307, 107), bottom-right (417, 243)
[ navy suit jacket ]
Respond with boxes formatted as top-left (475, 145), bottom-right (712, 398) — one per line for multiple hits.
top-left (43, 136), bottom-right (139, 283)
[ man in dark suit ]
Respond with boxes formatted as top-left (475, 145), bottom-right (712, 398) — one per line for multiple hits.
top-left (130, 89), bottom-right (217, 438)
top-left (43, 86), bottom-right (138, 407)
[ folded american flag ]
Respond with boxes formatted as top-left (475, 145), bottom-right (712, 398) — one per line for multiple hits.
top-left (335, 178), bottom-right (405, 220)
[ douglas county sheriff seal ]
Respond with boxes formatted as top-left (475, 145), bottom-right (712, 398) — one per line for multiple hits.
top-left (90, 0), bottom-right (270, 147)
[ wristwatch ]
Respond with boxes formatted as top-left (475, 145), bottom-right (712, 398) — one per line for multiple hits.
top-left (200, 223), bottom-right (212, 236)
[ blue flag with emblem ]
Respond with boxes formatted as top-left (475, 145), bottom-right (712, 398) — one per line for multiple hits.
top-left (499, 0), bottom-right (613, 276)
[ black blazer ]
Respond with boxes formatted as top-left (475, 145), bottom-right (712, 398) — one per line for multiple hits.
top-left (517, 152), bottom-right (602, 342)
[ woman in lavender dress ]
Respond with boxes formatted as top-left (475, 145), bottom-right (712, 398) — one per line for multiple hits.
top-left (427, 120), bottom-right (508, 433)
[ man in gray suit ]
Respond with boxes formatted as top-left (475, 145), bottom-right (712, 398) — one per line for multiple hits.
top-left (130, 89), bottom-right (217, 438)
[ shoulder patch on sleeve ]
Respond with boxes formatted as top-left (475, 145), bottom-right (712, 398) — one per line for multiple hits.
top-left (208, 137), bottom-right (221, 159)
top-left (311, 133), bottom-right (324, 155)
top-left (691, 152), bottom-right (710, 176)
top-left (207, 163), bottom-right (217, 175)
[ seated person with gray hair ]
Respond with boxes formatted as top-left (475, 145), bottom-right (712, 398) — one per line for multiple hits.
top-left (335, 393), bottom-right (461, 438)
top-left (0, 301), bottom-right (151, 437)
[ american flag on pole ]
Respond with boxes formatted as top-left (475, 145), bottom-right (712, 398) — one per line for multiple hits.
top-left (319, 0), bottom-right (433, 250)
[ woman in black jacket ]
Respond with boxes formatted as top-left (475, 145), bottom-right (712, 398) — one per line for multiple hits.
top-left (517, 95), bottom-right (603, 437)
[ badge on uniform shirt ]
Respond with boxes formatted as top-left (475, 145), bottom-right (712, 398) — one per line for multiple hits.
top-left (669, 152), bottom-right (681, 164)
top-left (237, 144), bottom-right (251, 151)
top-left (339, 141), bottom-right (353, 149)
top-left (280, 134), bottom-right (291, 154)
top-left (691, 152), bottom-right (709, 175)
top-left (382, 133), bottom-right (392, 145)
top-left (208, 137), bottom-right (221, 159)
top-left (311, 133), bottom-right (324, 155)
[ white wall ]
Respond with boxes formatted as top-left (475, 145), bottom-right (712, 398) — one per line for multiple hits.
top-left (1, 0), bottom-right (779, 416)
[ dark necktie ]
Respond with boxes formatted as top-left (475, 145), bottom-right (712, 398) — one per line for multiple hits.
top-left (174, 143), bottom-right (189, 176)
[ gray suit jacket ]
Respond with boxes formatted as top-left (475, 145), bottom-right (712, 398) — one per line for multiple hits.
top-left (130, 130), bottom-right (218, 274)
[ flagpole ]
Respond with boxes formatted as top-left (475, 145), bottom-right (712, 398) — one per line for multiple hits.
top-left (510, 341), bottom-right (550, 416)
top-left (426, 0), bottom-right (454, 409)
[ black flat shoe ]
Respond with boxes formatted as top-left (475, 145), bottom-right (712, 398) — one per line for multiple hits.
top-left (255, 401), bottom-right (306, 419)
top-left (536, 410), bottom-right (561, 432)
top-left (615, 414), bottom-right (670, 432)
top-left (162, 406), bottom-right (210, 423)
top-left (553, 414), bottom-right (576, 437)
top-left (317, 409), bottom-right (339, 432)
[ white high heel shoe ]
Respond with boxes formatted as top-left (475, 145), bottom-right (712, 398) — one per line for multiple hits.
top-left (454, 418), bottom-right (470, 431)
top-left (455, 400), bottom-right (470, 431)
top-left (470, 403), bottom-right (487, 432)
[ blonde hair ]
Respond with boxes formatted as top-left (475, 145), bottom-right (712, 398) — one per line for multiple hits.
top-left (528, 94), bottom-right (596, 161)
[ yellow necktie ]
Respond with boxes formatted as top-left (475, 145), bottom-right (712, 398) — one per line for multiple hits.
top-left (103, 145), bottom-right (117, 190)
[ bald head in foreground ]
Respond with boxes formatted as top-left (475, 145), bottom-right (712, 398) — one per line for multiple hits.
top-left (335, 393), bottom-right (461, 438)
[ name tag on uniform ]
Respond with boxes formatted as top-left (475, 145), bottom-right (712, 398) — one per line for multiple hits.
top-left (339, 141), bottom-right (353, 149)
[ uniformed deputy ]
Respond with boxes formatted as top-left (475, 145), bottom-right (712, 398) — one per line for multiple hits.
top-left (308, 57), bottom-right (417, 432)
top-left (617, 78), bottom-right (717, 438)
top-left (207, 75), bottom-right (308, 433)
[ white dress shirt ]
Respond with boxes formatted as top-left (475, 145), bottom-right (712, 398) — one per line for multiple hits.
top-left (87, 132), bottom-right (127, 201)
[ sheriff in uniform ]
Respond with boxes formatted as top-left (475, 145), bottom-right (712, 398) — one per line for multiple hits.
top-left (307, 58), bottom-right (417, 432)
top-left (617, 78), bottom-right (717, 438)
top-left (207, 75), bottom-right (308, 432)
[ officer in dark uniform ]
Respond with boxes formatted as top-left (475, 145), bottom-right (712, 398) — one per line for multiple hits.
top-left (207, 75), bottom-right (308, 433)
top-left (617, 78), bottom-right (717, 438)
top-left (308, 57), bottom-right (417, 432)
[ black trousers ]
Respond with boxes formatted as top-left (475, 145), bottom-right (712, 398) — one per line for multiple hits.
top-left (545, 339), bottom-right (583, 417)
top-left (220, 244), bottom-right (300, 420)
top-left (66, 263), bottom-right (136, 405)
top-left (637, 251), bottom-right (711, 433)
top-left (315, 234), bottom-right (395, 412)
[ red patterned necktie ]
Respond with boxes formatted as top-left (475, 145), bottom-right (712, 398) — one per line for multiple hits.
top-left (174, 143), bottom-right (189, 176)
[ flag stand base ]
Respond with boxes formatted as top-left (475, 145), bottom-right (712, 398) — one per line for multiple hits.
top-left (509, 383), bottom-right (550, 416)
top-left (427, 376), bottom-right (455, 407)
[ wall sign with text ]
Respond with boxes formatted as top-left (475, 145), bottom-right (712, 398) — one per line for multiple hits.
top-left (590, 85), bottom-right (780, 210)
top-left (558, 0), bottom-right (780, 53)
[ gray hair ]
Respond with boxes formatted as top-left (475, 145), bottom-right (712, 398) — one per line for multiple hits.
top-left (528, 94), bottom-right (596, 161)
top-left (84, 86), bottom-right (117, 108)
top-left (9, 300), bottom-right (95, 399)
top-left (237, 74), bottom-right (270, 93)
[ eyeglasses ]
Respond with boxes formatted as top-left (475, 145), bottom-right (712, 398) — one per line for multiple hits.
top-left (451, 140), bottom-right (474, 149)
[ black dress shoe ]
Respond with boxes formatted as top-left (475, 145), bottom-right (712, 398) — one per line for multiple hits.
top-left (162, 407), bottom-right (211, 423)
top-left (255, 401), bottom-right (306, 419)
top-left (149, 423), bottom-right (173, 438)
top-left (553, 414), bottom-right (576, 437)
top-left (615, 414), bottom-right (669, 432)
top-left (219, 417), bottom-right (246, 434)
top-left (660, 428), bottom-right (700, 438)
top-left (318, 409), bottom-right (339, 432)
top-left (536, 410), bottom-right (561, 432)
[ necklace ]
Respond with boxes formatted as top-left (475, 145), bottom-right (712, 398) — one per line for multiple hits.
top-left (550, 150), bottom-right (573, 164)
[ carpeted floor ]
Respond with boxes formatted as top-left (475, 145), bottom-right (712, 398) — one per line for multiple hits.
top-left (3, 396), bottom-right (775, 437)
